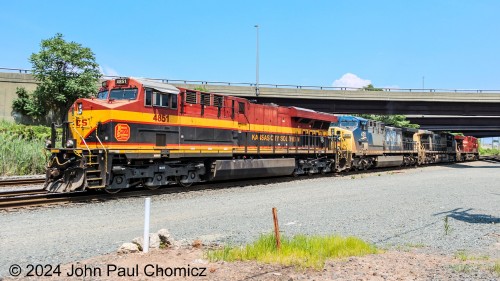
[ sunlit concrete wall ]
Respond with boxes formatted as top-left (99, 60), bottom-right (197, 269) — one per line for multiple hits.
top-left (0, 73), bottom-right (38, 122)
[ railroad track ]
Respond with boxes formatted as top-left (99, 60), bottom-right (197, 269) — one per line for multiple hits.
top-left (0, 189), bottom-right (48, 197)
top-left (479, 156), bottom-right (500, 162)
top-left (0, 165), bottom-right (419, 210)
top-left (0, 160), bottom-right (490, 210)
top-left (0, 178), bottom-right (45, 187)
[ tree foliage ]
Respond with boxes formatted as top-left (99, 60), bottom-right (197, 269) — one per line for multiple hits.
top-left (363, 84), bottom-right (383, 91)
top-left (193, 86), bottom-right (209, 92)
top-left (13, 33), bottom-right (101, 124)
top-left (12, 87), bottom-right (46, 123)
top-left (357, 114), bottom-right (420, 129)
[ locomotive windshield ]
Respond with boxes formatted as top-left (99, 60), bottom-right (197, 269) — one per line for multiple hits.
top-left (110, 88), bottom-right (138, 100)
top-left (339, 121), bottom-right (358, 129)
top-left (97, 90), bottom-right (108, 100)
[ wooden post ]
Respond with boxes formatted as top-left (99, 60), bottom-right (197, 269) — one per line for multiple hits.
top-left (272, 207), bottom-right (281, 250)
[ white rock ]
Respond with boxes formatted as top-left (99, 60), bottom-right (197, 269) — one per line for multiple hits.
top-left (132, 233), bottom-right (161, 249)
top-left (149, 233), bottom-right (161, 248)
top-left (157, 229), bottom-right (174, 247)
top-left (117, 243), bottom-right (139, 254)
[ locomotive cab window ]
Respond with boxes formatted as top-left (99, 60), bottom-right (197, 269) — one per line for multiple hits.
top-left (110, 88), bottom-right (138, 100)
top-left (153, 92), bottom-right (169, 107)
top-left (360, 121), bottom-right (367, 131)
top-left (161, 93), bottom-right (169, 107)
top-left (154, 92), bottom-right (161, 106)
top-left (97, 90), bottom-right (108, 100)
top-left (145, 89), bottom-right (153, 106)
top-left (171, 94), bottom-right (178, 109)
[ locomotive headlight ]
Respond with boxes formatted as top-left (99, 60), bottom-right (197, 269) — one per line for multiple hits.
top-left (77, 103), bottom-right (83, 115)
top-left (66, 139), bottom-right (74, 148)
top-left (45, 140), bottom-right (52, 149)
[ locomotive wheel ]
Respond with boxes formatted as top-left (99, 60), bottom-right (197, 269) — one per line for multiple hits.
top-left (104, 188), bottom-right (122, 194)
top-left (142, 179), bottom-right (161, 190)
top-left (176, 176), bottom-right (193, 188)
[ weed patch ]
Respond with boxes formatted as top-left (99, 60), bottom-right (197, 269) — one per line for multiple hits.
top-left (206, 233), bottom-right (378, 269)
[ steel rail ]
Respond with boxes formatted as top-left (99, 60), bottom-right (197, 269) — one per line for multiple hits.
top-left (0, 189), bottom-right (47, 197)
top-left (0, 178), bottom-right (45, 187)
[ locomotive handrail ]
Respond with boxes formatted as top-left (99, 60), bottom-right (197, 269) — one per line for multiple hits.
top-left (95, 130), bottom-right (108, 182)
top-left (71, 123), bottom-right (92, 155)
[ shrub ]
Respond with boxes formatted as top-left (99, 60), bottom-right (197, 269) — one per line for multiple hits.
top-left (0, 121), bottom-right (52, 176)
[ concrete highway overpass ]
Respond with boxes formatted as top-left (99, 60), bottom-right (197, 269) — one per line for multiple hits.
top-left (1, 70), bottom-right (499, 137)
top-left (406, 115), bottom-right (500, 138)
top-left (168, 81), bottom-right (500, 116)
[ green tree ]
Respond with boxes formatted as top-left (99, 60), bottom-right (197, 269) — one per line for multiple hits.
top-left (12, 87), bottom-right (46, 123)
top-left (14, 33), bottom-right (101, 124)
top-left (363, 84), bottom-right (383, 91)
top-left (357, 114), bottom-right (420, 129)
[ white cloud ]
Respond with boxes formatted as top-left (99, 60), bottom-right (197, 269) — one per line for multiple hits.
top-left (99, 65), bottom-right (119, 77)
top-left (332, 73), bottom-right (371, 89)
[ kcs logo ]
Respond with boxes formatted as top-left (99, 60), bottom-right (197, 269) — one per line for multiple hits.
top-left (76, 119), bottom-right (88, 127)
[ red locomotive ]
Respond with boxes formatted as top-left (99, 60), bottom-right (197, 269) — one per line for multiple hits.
top-left (454, 135), bottom-right (479, 161)
top-left (45, 77), bottom-right (338, 193)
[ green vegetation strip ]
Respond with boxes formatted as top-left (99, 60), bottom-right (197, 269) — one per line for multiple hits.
top-left (206, 233), bottom-right (378, 269)
top-left (0, 121), bottom-right (53, 176)
top-left (479, 147), bottom-right (500, 156)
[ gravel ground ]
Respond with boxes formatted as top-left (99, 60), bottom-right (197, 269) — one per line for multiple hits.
top-left (0, 161), bottom-right (499, 278)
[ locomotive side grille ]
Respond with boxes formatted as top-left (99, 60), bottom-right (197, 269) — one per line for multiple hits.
top-left (186, 91), bottom-right (197, 104)
top-left (201, 93), bottom-right (211, 106)
top-left (214, 95), bottom-right (223, 107)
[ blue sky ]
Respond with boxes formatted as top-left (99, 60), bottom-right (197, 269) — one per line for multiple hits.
top-left (1, 0), bottom-right (499, 90)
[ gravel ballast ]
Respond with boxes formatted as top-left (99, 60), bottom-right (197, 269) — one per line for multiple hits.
top-left (0, 161), bottom-right (499, 277)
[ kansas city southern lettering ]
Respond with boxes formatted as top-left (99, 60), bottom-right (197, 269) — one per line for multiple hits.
top-left (250, 133), bottom-right (299, 143)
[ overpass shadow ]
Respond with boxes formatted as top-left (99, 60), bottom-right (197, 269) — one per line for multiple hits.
top-left (433, 208), bottom-right (500, 224)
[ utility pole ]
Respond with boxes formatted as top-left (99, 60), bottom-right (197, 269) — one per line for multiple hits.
top-left (255, 24), bottom-right (260, 97)
top-left (422, 76), bottom-right (425, 90)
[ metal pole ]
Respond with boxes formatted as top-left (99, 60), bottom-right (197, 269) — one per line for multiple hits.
top-left (255, 24), bottom-right (260, 97)
top-left (143, 197), bottom-right (151, 253)
top-left (422, 76), bottom-right (425, 90)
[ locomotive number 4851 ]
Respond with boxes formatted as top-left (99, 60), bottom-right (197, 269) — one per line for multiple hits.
top-left (153, 114), bottom-right (168, 122)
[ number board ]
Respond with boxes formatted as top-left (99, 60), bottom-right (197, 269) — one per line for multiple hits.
top-left (115, 78), bottom-right (129, 85)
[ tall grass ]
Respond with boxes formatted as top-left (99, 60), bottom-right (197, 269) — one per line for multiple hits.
top-left (0, 121), bottom-right (51, 176)
top-left (206, 233), bottom-right (378, 269)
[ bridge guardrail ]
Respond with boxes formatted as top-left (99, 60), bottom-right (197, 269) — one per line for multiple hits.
top-left (2, 67), bottom-right (499, 94)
